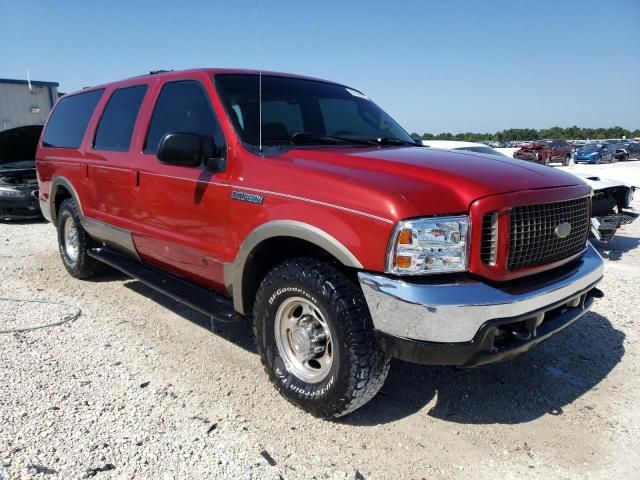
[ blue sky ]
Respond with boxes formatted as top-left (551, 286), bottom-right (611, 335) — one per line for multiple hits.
top-left (1, 0), bottom-right (638, 134)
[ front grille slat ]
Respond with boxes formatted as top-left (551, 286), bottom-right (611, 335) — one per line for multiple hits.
top-left (507, 197), bottom-right (589, 270)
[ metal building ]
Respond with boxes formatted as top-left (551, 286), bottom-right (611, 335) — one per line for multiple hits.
top-left (0, 78), bottom-right (59, 132)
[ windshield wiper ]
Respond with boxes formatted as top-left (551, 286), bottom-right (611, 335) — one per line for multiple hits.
top-left (289, 132), bottom-right (374, 146)
top-left (260, 133), bottom-right (421, 148)
top-left (363, 137), bottom-right (423, 147)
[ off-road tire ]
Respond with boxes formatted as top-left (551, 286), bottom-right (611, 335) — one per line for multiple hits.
top-left (57, 198), bottom-right (102, 279)
top-left (253, 257), bottom-right (390, 418)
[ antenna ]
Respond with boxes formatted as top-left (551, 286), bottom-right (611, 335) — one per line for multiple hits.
top-left (26, 69), bottom-right (32, 91)
top-left (256, 0), bottom-right (262, 153)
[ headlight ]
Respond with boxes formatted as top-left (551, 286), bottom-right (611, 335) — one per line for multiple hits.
top-left (0, 186), bottom-right (26, 198)
top-left (386, 215), bottom-right (469, 275)
top-left (625, 187), bottom-right (635, 208)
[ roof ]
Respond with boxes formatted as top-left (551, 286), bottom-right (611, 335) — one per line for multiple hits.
top-left (62, 68), bottom-right (347, 98)
top-left (0, 78), bottom-right (59, 87)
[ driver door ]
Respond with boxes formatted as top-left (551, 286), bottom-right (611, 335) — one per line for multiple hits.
top-left (130, 77), bottom-right (230, 291)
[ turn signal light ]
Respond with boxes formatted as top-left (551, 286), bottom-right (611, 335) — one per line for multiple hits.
top-left (395, 256), bottom-right (412, 268)
top-left (398, 228), bottom-right (413, 245)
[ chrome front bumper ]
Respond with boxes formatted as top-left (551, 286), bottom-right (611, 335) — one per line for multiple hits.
top-left (358, 243), bottom-right (604, 344)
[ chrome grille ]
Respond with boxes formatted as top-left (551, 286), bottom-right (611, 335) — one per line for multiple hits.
top-left (480, 213), bottom-right (498, 265)
top-left (508, 197), bottom-right (590, 270)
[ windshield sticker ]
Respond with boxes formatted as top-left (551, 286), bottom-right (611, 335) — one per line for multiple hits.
top-left (346, 88), bottom-right (368, 99)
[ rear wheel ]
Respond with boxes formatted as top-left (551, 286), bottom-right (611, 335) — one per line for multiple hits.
top-left (57, 198), bottom-right (102, 279)
top-left (595, 155), bottom-right (602, 165)
top-left (253, 257), bottom-right (390, 418)
top-left (563, 154), bottom-right (571, 166)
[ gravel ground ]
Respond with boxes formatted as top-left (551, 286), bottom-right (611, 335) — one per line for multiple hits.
top-left (1, 162), bottom-right (639, 480)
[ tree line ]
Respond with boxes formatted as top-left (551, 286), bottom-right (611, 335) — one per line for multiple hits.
top-left (410, 126), bottom-right (640, 142)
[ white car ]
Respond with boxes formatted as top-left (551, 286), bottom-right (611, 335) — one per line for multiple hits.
top-left (422, 140), bottom-right (637, 242)
top-left (422, 140), bottom-right (509, 156)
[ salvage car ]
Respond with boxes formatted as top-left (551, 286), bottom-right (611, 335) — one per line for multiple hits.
top-left (0, 125), bottom-right (43, 220)
top-left (572, 173), bottom-right (638, 242)
top-left (422, 140), bottom-right (509, 156)
top-left (513, 139), bottom-right (572, 166)
top-left (37, 69), bottom-right (604, 418)
top-left (613, 141), bottom-right (640, 162)
top-left (574, 143), bottom-right (615, 164)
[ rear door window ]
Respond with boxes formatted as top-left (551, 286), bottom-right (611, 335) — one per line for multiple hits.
top-left (42, 89), bottom-right (104, 148)
top-left (94, 85), bottom-right (148, 151)
top-left (144, 80), bottom-right (225, 155)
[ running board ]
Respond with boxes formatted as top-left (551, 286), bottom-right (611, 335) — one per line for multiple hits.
top-left (88, 247), bottom-right (242, 322)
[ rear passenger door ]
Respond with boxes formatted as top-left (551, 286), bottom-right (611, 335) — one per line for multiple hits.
top-left (130, 78), bottom-right (230, 291)
top-left (84, 85), bottom-right (148, 228)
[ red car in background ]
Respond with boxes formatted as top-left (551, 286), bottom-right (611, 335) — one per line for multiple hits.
top-left (513, 139), bottom-right (572, 166)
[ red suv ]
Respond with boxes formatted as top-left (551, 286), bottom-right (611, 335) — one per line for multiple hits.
top-left (36, 69), bottom-right (604, 418)
top-left (513, 139), bottom-right (572, 166)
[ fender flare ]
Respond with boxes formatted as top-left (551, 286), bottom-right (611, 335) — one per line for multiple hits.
top-left (49, 176), bottom-right (84, 225)
top-left (226, 220), bottom-right (364, 314)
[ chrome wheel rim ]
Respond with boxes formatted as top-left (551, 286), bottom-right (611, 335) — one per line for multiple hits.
top-left (274, 296), bottom-right (333, 383)
top-left (63, 216), bottom-right (79, 262)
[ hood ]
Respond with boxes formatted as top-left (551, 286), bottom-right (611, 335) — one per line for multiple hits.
top-left (576, 149), bottom-right (598, 156)
top-left (271, 146), bottom-right (585, 218)
top-left (0, 125), bottom-right (43, 164)
top-left (522, 142), bottom-right (550, 150)
top-left (570, 172), bottom-right (634, 190)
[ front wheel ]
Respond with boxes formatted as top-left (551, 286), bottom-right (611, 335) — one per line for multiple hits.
top-left (595, 155), bottom-right (602, 165)
top-left (563, 154), bottom-right (571, 166)
top-left (253, 258), bottom-right (390, 418)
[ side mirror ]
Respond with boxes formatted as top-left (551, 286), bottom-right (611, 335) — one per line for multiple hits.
top-left (157, 133), bottom-right (224, 171)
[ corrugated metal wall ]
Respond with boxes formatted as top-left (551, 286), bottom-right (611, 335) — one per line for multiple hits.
top-left (0, 82), bottom-right (58, 131)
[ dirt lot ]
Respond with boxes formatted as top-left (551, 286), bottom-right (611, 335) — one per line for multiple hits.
top-left (1, 163), bottom-right (639, 480)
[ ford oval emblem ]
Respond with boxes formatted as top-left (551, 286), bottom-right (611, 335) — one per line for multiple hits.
top-left (555, 222), bottom-right (572, 238)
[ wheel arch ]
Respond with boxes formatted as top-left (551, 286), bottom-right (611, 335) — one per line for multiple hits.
top-left (227, 220), bottom-right (364, 315)
top-left (49, 177), bottom-right (83, 225)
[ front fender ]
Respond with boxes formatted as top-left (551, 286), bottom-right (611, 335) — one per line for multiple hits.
top-left (226, 220), bottom-right (366, 314)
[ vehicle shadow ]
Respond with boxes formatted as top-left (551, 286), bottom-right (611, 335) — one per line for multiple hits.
top-left (122, 280), bottom-right (257, 354)
top-left (592, 235), bottom-right (640, 261)
top-left (0, 217), bottom-right (48, 225)
top-left (343, 312), bottom-right (624, 426)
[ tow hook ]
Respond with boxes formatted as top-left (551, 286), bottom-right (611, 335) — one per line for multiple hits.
top-left (511, 327), bottom-right (532, 341)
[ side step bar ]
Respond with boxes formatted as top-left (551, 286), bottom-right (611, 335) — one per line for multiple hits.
top-left (88, 247), bottom-right (243, 322)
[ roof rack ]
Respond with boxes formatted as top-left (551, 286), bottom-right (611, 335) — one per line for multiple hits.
top-left (149, 70), bottom-right (172, 75)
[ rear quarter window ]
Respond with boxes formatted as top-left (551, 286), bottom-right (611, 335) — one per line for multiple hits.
top-left (94, 85), bottom-right (148, 151)
top-left (42, 89), bottom-right (104, 149)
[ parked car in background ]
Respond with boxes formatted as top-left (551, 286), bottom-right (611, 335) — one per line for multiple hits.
top-left (571, 173), bottom-right (638, 242)
top-left (627, 142), bottom-right (640, 161)
top-left (513, 139), bottom-right (572, 166)
top-left (0, 125), bottom-right (43, 220)
top-left (574, 143), bottom-right (615, 164)
top-left (422, 140), bottom-right (508, 156)
top-left (613, 141), bottom-right (640, 161)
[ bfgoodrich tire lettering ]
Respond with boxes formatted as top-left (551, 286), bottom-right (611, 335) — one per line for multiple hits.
top-left (253, 257), bottom-right (390, 418)
top-left (57, 198), bottom-right (102, 279)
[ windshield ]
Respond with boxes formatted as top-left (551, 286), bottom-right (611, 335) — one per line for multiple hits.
top-left (455, 146), bottom-right (507, 157)
top-left (214, 74), bottom-right (414, 147)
